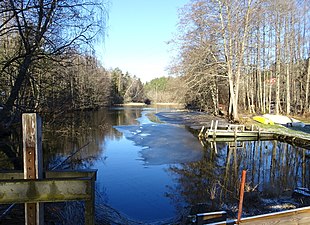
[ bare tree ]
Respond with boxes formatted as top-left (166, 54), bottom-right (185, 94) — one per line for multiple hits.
top-left (0, 0), bottom-right (108, 126)
top-left (171, 0), bottom-right (309, 118)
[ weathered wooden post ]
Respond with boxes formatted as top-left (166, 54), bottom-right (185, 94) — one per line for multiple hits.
top-left (85, 175), bottom-right (95, 224)
top-left (22, 113), bottom-right (44, 225)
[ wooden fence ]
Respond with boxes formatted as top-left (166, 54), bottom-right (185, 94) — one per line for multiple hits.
top-left (0, 113), bottom-right (96, 225)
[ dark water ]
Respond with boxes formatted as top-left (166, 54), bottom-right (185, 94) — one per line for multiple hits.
top-left (1, 107), bottom-right (310, 224)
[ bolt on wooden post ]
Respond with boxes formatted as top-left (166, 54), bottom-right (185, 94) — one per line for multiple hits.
top-left (22, 113), bottom-right (44, 225)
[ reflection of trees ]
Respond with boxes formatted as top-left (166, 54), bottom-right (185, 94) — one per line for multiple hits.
top-left (167, 140), bottom-right (310, 216)
top-left (0, 107), bottom-right (145, 169)
top-left (0, 129), bottom-right (22, 170)
top-left (109, 107), bottom-right (142, 126)
top-left (43, 107), bottom-right (143, 169)
top-left (167, 142), bottom-right (227, 215)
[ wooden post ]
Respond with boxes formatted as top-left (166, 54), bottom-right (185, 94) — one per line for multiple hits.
top-left (22, 113), bottom-right (44, 225)
top-left (198, 126), bottom-right (205, 138)
top-left (214, 141), bottom-right (218, 154)
top-left (213, 120), bottom-right (218, 139)
top-left (207, 120), bottom-right (214, 138)
top-left (85, 176), bottom-right (96, 225)
top-left (237, 170), bottom-right (247, 223)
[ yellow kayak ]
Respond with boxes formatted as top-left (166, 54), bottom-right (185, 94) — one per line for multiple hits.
top-left (253, 116), bottom-right (274, 125)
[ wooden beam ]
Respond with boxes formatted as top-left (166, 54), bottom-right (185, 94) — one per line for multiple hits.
top-left (204, 206), bottom-right (310, 225)
top-left (196, 211), bottom-right (227, 224)
top-left (238, 206), bottom-right (310, 225)
top-left (46, 170), bottom-right (97, 180)
top-left (0, 179), bottom-right (92, 204)
top-left (0, 170), bottom-right (97, 180)
top-left (206, 136), bottom-right (274, 142)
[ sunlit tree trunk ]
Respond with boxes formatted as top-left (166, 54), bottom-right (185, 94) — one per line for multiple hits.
top-left (257, 25), bottom-right (263, 113)
top-left (275, 14), bottom-right (282, 115)
top-left (304, 57), bottom-right (310, 114)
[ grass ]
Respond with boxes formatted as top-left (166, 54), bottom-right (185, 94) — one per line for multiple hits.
top-left (240, 114), bottom-right (310, 140)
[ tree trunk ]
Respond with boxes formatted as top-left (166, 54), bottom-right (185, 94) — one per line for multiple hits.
top-left (275, 17), bottom-right (281, 115)
top-left (1, 55), bottom-right (32, 123)
top-left (285, 64), bottom-right (290, 115)
top-left (257, 25), bottom-right (263, 113)
top-left (304, 57), bottom-right (310, 114)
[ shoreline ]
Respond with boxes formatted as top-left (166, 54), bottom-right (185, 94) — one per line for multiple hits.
top-left (155, 111), bottom-right (310, 148)
top-left (113, 102), bottom-right (184, 106)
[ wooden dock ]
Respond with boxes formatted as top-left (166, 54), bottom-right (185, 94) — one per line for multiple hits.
top-left (197, 120), bottom-right (310, 150)
top-left (198, 120), bottom-right (275, 141)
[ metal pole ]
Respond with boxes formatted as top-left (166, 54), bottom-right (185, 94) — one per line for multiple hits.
top-left (237, 170), bottom-right (247, 223)
top-left (22, 113), bottom-right (44, 225)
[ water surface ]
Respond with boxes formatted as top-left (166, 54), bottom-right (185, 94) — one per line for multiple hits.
top-left (1, 106), bottom-right (309, 224)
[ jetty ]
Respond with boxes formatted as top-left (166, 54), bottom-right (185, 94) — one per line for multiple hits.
top-left (198, 120), bottom-right (275, 140)
top-left (198, 120), bottom-right (310, 149)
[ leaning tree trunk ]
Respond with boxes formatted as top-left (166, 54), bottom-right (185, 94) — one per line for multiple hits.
top-left (0, 55), bottom-right (32, 125)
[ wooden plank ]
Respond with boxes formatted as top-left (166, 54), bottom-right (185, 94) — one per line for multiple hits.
top-left (206, 136), bottom-right (274, 142)
top-left (0, 170), bottom-right (97, 180)
top-left (205, 220), bottom-right (235, 225)
top-left (46, 170), bottom-right (97, 179)
top-left (206, 131), bottom-right (275, 138)
top-left (22, 113), bottom-right (43, 225)
top-left (0, 179), bottom-right (92, 204)
top-left (196, 211), bottom-right (227, 224)
top-left (238, 206), bottom-right (310, 225)
top-left (206, 207), bottom-right (310, 225)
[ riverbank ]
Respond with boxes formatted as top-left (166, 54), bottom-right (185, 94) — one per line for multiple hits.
top-left (156, 110), bottom-right (310, 137)
top-left (155, 110), bottom-right (310, 151)
top-left (155, 110), bottom-right (229, 128)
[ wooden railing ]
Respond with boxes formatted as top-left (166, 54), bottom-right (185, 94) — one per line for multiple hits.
top-left (0, 113), bottom-right (96, 225)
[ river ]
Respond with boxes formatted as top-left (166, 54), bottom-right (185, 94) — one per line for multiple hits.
top-left (1, 106), bottom-right (310, 224)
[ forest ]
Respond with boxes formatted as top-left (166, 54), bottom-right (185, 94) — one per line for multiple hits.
top-left (0, 0), bottom-right (309, 130)
top-left (170, 0), bottom-right (310, 121)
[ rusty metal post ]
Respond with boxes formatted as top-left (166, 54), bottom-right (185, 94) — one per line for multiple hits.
top-left (237, 170), bottom-right (247, 224)
top-left (22, 113), bottom-right (44, 225)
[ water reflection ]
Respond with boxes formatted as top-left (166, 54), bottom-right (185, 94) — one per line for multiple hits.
top-left (92, 109), bottom-right (203, 223)
top-left (1, 107), bottom-right (309, 224)
top-left (166, 140), bottom-right (310, 218)
top-left (43, 107), bottom-right (145, 169)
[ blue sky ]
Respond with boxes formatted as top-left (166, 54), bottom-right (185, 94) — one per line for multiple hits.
top-left (96, 0), bottom-right (188, 83)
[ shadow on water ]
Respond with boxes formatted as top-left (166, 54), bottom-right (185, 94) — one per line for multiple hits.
top-left (1, 106), bottom-right (310, 224)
